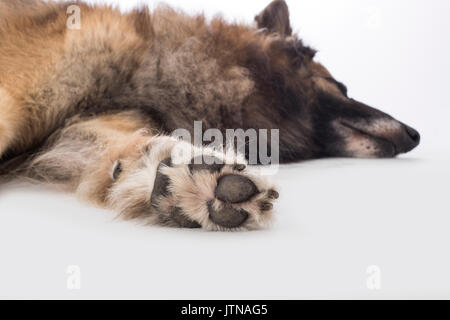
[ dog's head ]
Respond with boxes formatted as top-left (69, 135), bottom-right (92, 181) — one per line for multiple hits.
top-left (246, 0), bottom-right (420, 161)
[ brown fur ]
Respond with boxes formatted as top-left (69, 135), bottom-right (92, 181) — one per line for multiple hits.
top-left (0, 1), bottom-right (419, 230)
top-left (0, 1), bottom-right (316, 161)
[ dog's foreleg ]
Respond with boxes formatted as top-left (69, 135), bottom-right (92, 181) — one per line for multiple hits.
top-left (0, 88), bottom-right (22, 158)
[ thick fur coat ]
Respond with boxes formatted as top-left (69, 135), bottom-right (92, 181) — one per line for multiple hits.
top-left (0, 0), bottom-right (420, 230)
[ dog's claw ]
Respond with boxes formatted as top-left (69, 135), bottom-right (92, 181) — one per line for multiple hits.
top-left (260, 202), bottom-right (273, 211)
top-left (268, 189), bottom-right (279, 199)
top-left (233, 164), bottom-right (246, 171)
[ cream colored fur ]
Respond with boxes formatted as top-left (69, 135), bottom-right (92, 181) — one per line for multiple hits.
top-left (12, 112), bottom-right (277, 231)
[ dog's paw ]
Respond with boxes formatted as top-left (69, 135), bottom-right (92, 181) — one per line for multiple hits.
top-left (150, 155), bottom-right (278, 231)
top-left (208, 173), bottom-right (279, 229)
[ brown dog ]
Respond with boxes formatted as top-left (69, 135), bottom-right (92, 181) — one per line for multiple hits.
top-left (0, 0), bottom-right (419, 230)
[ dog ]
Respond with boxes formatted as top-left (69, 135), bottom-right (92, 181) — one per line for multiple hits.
top-left (0, 0), bottom-right (420, 230)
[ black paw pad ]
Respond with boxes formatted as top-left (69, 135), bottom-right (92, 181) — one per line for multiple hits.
top-left (215, 174), bottom-right (259, 203)
top-left (208, 202), bottom-right (249, 228)
top-left (189, 155), bottom-right (224, 174)
top-left (170, 207), bottom-right (201, 229)
top-left (150, 157), bottom-right (172, 206)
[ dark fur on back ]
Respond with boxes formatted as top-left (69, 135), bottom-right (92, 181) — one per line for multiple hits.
top-left (0, 0), bottom-right (420, 177)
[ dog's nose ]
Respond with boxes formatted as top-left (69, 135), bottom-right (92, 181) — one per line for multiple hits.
top-left (398, 124), bottom-right (421, 154)
top-left (405, 125), bottom-right (421, 146)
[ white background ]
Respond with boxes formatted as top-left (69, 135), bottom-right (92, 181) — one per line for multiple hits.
top-left (0, 0), bottom-right (449, 299)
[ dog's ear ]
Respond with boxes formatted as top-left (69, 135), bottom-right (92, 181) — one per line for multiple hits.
top-left (255, 0), bottom-right (292, 36)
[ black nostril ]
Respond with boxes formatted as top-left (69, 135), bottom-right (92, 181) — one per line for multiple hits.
top-left (405, 125), bottom-right (421, 144)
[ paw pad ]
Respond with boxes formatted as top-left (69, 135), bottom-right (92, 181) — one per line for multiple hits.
top-left (189, 155), bottom-right (224, 174)
top-left (150, 157), bottom-right (172, 206)
top-left (215, 174), bottom-right (259, 203)
top-left (170, 207), bottom-right (201, 229)
top-left (208, 201), bottom-right (249, 229)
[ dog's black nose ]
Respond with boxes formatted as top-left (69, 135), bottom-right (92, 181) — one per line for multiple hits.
top-left (405, 125), bottom-right (421, 145)
top-left (397, 124), bottom-right (421, 154)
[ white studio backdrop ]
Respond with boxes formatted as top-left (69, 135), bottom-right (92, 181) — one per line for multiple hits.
top-left (0, 0), bottom-right (449, 299)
